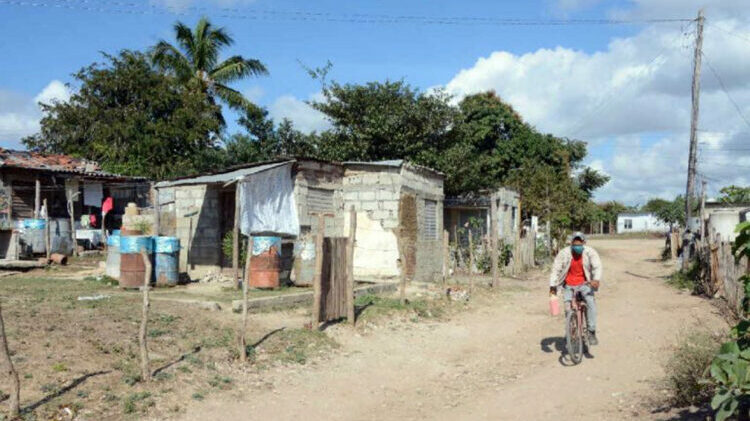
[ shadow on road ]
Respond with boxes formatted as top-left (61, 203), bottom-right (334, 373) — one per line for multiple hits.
top-left (540, 336), bottom-right (565, 353)
top-left (23, 370), bottom-right (111, 413)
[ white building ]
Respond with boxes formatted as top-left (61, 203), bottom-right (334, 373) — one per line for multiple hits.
top-left (616, 213), bottom-right (670, 234)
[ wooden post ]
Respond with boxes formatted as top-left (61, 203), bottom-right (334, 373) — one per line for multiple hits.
top-left (514, 199), bottom-right (522, 274)
top-left (491, 194), bottom-right (499, 288)
top-left (0, 299), bottom-right (19, 418)
top-left (34, 178), bottom-right (40, 218)
top-left (153, 187), bottom-right (160, 237)
top-left (233, 186), bottom-right (241, 287)
top-left (442, 229), bottom-right (450, 289)
top-left (312, 214), bottom-right (325, 328)
top-left (467, 228), bottom-right (475, 291)
top-left (44, 198), bottom-right (50, 261)
top-left (139, 247), bottom-right (151, 382)
top-left (399, 238), bottom-right (407, 305)
top-left (346, 207), bottom-right (356, 325)
top-left (239, 236), bottom-right (252, 361)
top-left (67, 199), bottom-right (77, 257)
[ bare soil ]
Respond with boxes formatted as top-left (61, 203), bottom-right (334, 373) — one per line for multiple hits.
top-left (175, 238), bottom-right (728, 421)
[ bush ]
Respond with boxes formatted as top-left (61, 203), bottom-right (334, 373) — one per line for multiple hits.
top-left (665, 331), bottom-right (724, 407)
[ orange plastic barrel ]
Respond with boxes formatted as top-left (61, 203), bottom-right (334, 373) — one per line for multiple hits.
top-left (249, 236), bottom-right (281, 289)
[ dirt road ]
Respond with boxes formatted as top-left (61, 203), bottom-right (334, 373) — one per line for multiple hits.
top-left (176, 238), bottom-right (727, 421)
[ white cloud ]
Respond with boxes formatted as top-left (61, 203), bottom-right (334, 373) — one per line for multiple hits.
top-left (149, 0), bottom-right (256, 12)
top-left (34, 80), bottom-right (71, 105)
top-left (443, 2), bottom-right (750, 204)
top-left (0, 80), bottom-right (70, 149)
top-left (269, 94), bottom-right (330, 133)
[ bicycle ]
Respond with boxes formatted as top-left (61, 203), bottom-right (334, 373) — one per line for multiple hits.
top-left (565, 286), bottom-right (590, 365)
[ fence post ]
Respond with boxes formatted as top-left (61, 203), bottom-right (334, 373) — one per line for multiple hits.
top-left (139, 247), bottom-right (151, 381)
top-left (44, 199), bottom-right (50, 261)
top-left (443, 229), bottom-right (450, 290)
top-left (346, 207), bottom-right (356, 325)
top-left (491, 194), bottom-right (499, 288)
top-left (312, 214), bottom-right (324, 328)
top-left (239, 236), bottom-right (252, 361)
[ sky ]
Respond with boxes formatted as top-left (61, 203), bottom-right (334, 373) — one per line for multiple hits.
top-left (0, 0), bottom-right (748, 206)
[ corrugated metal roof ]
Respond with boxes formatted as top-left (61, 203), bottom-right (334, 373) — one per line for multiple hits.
top-left (0, 148), bottom-right (145, 180)
top-left (154, 161), bottom-right (293, 188)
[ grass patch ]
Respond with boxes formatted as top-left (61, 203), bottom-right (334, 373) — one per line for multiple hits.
top-left (355, 294), bottom-right (446, 320)
top-left (663, 330), bottom-right (724, 407)
top-left (51, 362), bottom-right (68, 372)
top-left (258, 329), bottom-right (338, 365)
top-left (666, 262), bottom-right (700, 292)
top-left (123, 391), bottom-right (152, 414)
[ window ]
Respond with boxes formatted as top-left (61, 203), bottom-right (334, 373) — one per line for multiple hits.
top-left (423, 199), bottom-right (437, 240)
top-left (308, 188), bottom-right (334, 212)
top-left (624, 219), bottom-right (633, 230)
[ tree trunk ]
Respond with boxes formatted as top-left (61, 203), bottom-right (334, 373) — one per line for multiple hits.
top-left (490, 195), bottom-right (499, 288)
top-left (0, 300), bottom-right (20, 418)
top-left (139, 248), bottom-right (151, 382)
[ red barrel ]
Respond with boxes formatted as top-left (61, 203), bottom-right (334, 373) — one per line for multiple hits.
top-left (249, 237), bottom-right (281, 289)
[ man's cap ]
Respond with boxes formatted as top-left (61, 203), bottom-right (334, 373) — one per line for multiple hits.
top-left (570, 231), bottom-right (586, 242)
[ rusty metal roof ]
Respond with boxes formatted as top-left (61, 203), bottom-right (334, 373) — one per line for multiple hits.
top-left (0, 148), bottom-right (145, 180)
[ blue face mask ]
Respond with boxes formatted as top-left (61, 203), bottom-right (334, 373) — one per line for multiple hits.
top-left (571, 245), bottom-right (584, 255)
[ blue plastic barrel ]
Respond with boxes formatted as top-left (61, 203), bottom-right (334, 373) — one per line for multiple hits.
top-left (111, 229), bottom-right (121, 237)
top-left (154, 236), bottom-right (179, 286)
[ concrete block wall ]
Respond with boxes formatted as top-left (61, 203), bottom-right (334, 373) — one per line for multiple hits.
top-left (294, 160), bottom-right (345, 237)
top-left (174, 184), bottom-right (222, 279)
top-left (400, 165), bottom-right (445, 283)
top-left (495, 188), bottom-right (520, 244)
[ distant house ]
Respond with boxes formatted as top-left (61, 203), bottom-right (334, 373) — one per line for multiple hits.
top-left (616, 213), bottom-right (669, 234)
top-left (704, 201), bottom-right (750, 242)
top-left (155, 158), bottom-right (446, 283)
top-left (0, 148), bottom-right (149, 259)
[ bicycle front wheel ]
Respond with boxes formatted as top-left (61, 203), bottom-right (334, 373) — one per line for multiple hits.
top-left (566, 311), bottom-right (584, 364)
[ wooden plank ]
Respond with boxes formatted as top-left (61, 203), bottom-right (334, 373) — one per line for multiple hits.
top-left (232, 186), bottom-right (240, 285)
top-left (347, 207), bottom-right (356, 325)
top-left (490, 194), bottom-right (499, 288)
top-left (312, 214), bottom-right (324, 327)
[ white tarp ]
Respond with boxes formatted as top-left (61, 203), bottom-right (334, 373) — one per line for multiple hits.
top-left (239, 163), bottom-right (299, 237)
top-left (83, 183), bottom-right (103, 207)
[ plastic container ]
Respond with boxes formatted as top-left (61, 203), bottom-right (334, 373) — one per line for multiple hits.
top-left (154, 237), bottom-right (179, 286)
top-left (106, 234), bottom-right (121, 279)
top-left (549, 295), bottom-right (560, 316)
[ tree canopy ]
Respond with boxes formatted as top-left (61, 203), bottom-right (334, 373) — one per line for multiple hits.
top-left (719, 185), bottom-right (750, 204)
top-left (23, 50), bottom-right (223, 179)
top-left (151, 17), bottom-right (268, 113)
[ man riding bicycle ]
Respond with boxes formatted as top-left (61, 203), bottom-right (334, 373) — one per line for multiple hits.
top-left (549, 232), bottom-right (603, 345)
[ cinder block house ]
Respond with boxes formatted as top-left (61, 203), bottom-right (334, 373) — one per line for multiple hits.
top-left (155, 158), bottom-right (445, 284)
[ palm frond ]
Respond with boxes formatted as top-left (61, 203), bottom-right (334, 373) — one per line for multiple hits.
top-left (209, 56), bottom-right (268, 83)
top-left (214, 83), bottom-right (251, 110)
top-left (173, 22), bottom-right (196, 65)
top-left (150, 41), bottom-right (193, 81)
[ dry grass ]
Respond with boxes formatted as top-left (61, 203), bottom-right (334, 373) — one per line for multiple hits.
top-left (0, 274), bottom-right (334, 420)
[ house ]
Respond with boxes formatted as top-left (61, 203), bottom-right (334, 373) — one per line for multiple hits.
top-left (704, 201), bottom-right (750, 242)
top-left (0, 148), bottom-right (149, 259)
top-left (154, 158), bottom-right (446, 284)
top-left (616, 213), bottom-right (669, 234)
top-left (443, 187), bottom-right (520, 246)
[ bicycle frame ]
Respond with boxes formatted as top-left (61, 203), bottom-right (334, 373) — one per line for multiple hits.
top-left (565, 288), bottom-right (589, 364)
top-left (570, 293), bottom-right (588, 344)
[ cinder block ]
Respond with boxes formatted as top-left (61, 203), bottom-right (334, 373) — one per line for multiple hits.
top-left (344, 191), bottom-right (359, 201)
top-left (382, 201), bottom-right (399, 211)
top-left (382, 219), bottom-right (399, 229)
top-left (360, 191), bottom-right (375, 201)
top-left (361, 201), bottom-right (377, 211)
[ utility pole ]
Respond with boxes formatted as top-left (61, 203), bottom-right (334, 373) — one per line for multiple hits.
top-left (683, 9), bottom-right (704, 270)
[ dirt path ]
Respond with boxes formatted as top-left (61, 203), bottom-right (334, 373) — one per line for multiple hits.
top-left (175, 238), bottom-right (727, 421)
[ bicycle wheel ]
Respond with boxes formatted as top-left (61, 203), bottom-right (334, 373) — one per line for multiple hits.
top-left (566, 310), bottom-right (584, 364)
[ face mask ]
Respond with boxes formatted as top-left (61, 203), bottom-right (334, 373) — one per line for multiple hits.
top-left (571, 245), bottom-right (584, 255)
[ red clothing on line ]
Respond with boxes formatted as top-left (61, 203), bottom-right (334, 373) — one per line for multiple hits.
top-left (565, 254), bottom-right (586, 286)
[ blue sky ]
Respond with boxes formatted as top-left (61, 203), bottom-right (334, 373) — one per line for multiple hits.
top-left (1, 0), bottom-right (749, 204)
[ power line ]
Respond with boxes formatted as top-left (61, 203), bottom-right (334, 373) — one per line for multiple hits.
top-left (705, 22), bottom-right (750, 46)
top-left (702, 52), bottom-right (750, 132)
top-left (0, 0), bottom-right (695, 26)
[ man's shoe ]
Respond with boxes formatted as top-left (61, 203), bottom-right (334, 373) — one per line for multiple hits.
top-left (588, 331), bottom-right (598, 346)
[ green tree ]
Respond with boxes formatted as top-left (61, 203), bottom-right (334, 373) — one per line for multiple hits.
top-left (719, 185), bottom-right (750, 204)
top-left (653, 196), bottom-right (686, 228)
top-left (576, 167), bottom-right (610, 199)
top-left (23, 50), bottom-right (222, 179)
top-left (151, 17), bottom-right (268, 113)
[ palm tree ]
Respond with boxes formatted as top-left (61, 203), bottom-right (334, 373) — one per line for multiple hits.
top-left (152, 17), bottom-right (268, 111)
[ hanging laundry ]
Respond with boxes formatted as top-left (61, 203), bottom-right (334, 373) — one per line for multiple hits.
top-left (101, 197), bottom-right (114, 216)
top-left (239, 163), bottom-right (299, 237)
top-left (83, 183), bottom-right (103, 207)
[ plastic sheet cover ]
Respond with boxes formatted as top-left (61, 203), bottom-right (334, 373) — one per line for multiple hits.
top-left (239, 163), bottom-right (299, 237)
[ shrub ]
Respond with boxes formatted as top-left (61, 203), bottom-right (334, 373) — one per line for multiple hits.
top-left (664, 331), bottom-right (724, 407)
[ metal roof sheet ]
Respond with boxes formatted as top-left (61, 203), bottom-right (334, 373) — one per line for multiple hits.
top-left (0, 148), bottom-right (146, 180)
top-left (154, 161), bottom-right (293, 188)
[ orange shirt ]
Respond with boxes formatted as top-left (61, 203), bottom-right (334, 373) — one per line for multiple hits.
top-left (565, 254), bottom-right (586, 286)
